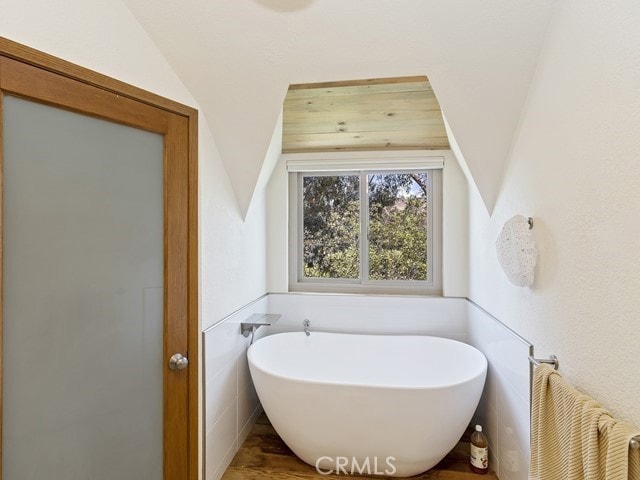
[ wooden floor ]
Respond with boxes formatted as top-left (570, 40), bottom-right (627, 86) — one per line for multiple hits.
top-left (222, 413), bottom-right (498, 479)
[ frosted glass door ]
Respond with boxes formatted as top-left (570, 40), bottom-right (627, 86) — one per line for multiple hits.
top-left (2, 96), bottom-right (164, 479)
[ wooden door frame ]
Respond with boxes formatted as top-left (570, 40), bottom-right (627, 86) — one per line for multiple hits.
top-left (0, 37), bottom-right (199, 480)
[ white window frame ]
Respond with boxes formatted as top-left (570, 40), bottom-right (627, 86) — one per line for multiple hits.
top-left (287, 152), bottom-right (443, 295)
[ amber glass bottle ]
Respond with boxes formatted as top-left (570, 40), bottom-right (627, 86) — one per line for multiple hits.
top-left (469, 425), bottom-right (489, 475)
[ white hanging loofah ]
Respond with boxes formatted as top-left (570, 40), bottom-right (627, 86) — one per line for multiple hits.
top-left (495, 215), bottom-right (537, 287)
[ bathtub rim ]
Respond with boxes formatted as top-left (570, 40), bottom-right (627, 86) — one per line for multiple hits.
top-left (248, 331), bottom-right (487, 391)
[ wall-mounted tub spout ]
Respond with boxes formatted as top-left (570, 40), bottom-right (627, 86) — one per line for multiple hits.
top-left (303, 319), bottom-right (310, 336)
top-left (241, 313), bottom-right (281, 345)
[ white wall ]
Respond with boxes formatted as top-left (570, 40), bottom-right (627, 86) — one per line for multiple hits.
top-left (266, 155), bottom-right (289, 292)
top-left (443, 152), bottom-right (470, 297)
top-left (265, 151), bottom-right (469, 297)
top-left (467, 0), bottom-right (640, 429)
top-left (0, 0), bottom-right (269, 330)
top-left (467, 303), bottom-right (532, 480)
top-left (203, 296), bottom-right (268, 480)
top-left (267, 293), bottom-right (467, 340)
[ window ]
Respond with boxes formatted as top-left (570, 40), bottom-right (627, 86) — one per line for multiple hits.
top-left (288, 158), bottom-right (442, 295)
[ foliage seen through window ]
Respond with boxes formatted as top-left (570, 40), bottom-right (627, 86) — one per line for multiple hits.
top-left (302, 172), bottom-right (429, 282)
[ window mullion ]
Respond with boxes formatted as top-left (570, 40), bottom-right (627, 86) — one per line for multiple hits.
top-left (360, 171), bottom-right (369, 285)
top-left (297, 173), bottom-right (305, 282)
top-left (426, 172), bottom-right (433, 285)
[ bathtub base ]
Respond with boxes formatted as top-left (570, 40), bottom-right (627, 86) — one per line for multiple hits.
top-left (259, 380), bottom-right (480, 477)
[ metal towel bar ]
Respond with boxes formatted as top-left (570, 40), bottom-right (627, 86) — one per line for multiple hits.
top-left (528, 354), bottom-right (560, 370)
top-left (529, 354), bottom-right (639, 449)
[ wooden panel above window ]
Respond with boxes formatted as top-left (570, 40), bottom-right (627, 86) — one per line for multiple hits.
top-left (282, 76), bottom-right (450, 153)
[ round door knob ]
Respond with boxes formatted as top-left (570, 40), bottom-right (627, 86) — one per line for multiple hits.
top-left (169, 353), bottom-right (189, 371)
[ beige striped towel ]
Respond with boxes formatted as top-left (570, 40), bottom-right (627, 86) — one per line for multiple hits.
top-left (530, 364), bottom-right (640, 480)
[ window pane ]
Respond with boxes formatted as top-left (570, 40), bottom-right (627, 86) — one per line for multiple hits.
top-left (302, 175), bottom-right (360, 279)
top-left (368, 173), bottom-right (428, 281)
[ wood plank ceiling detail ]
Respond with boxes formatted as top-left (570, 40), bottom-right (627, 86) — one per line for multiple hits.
top-left (282, 76), bottom-right (450, 153)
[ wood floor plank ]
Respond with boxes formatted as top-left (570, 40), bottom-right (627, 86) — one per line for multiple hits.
top-left (221, 413), bottom-right (498, 480)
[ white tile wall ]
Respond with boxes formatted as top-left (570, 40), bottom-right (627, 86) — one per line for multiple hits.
top-left (266, 293), bottom-right (467, 340)
top-left (203, 294), bottom-right (535, 480)
top-left (203, 295), bottom-right (268, 480)
top-left (203, 293), bottom-right (468, 480)
top-left (467, 301), bottom-right (532, 480)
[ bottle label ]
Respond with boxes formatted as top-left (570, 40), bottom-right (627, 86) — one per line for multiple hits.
top-left (470, 444), bottom-right (488, 470)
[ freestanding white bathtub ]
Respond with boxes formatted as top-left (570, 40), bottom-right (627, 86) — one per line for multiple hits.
top-left (248, 332), bottom-right (487, 477)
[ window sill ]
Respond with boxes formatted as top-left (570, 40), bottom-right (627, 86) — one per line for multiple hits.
top-left (289, 281), bottom-right (442, 297)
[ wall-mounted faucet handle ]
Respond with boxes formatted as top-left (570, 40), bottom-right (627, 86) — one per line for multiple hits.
top-left (240, 313), bottom-right (281, 343)
top-left (303, 319), bottom-right (311, 336)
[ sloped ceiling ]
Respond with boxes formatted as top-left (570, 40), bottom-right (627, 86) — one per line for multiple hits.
top-left (121, 0), bottom-right (556, 217)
